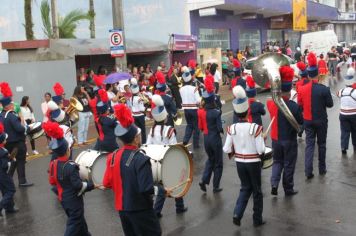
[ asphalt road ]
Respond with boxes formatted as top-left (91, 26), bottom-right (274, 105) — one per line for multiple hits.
top-left (1, 76), bottom-right (356, 236)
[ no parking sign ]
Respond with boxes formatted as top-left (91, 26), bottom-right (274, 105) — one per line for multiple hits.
top-left (109, 29), bottom-right (125, 57)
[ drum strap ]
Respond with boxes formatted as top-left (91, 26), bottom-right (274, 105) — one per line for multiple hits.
top-left (125, 150), bottom-right (140, 167)
top-left (60, 161), bottom-right (75, 181)
top-left (110, 149), bottom-right (119, 167)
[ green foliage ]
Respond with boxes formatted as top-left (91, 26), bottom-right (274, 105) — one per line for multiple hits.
top-left (40, 0), bottom-right (53, 38)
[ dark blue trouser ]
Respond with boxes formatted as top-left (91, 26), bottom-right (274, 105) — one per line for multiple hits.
top-left (134, 115), bottom-right (146, 144)
top-left (153, 185), bottom-right (184, 214)
top-left (61, 199), bottom-right (91, 236)
top-left (271, 140), bottom-right (298, 193)
top-left (201, 134), bottom-right (223, 189)
top-left (0, 172), bottom-right (16, 211)
top-left (119, 209), bottom-right (162, 236)
top-left (183, 109), bottom-right (200, 147)
top-left (7, 141), bottom-right (27, 184)
top-left (234, 162), bottom-right (263, 224)
top-left (304, 120), bottom-right (328, 176)
top-left (339, 114), bottom-right (356, 150)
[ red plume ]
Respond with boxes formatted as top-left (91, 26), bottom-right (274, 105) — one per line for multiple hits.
top-left (0, 123), bottom-right (4, 134)
top-left (246, 76), bottom-right (255, 88)
top-left (279, 66), bottom-right (294, 82)
top-left (114, 104), bottom-right (134, 128)
top-left (188, 59), bottom-right (197, 69)
top-left (297, 61), bottom-right (307, 71)
top-left (53, 83), bottom-right (64, 96)
top-left (156, 71), bottom-right (166, 84)
top-left (93, 74), bottom-right (105, 87)
top-left (42, 121), bottom-right (64, 139)
top-left (0, 82), bottom-right (12, 97)
top-left (98, 89), bottom-right (109, 103)
top-left (233, 59), bottom-right (240, 68)
top-left (307, 52), bottom-right (317, 67)
top-left (204, 75), bottom-right (215, 93)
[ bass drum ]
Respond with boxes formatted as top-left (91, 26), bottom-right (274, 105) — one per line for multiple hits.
top-left (75, 149), bottom-right (108, 185)
top-left (27, 122), bottom-right (44, 140)
top-left (262, 146), bottom-right (273, 169)
top-left (140, 144), bottom-right (193, 198)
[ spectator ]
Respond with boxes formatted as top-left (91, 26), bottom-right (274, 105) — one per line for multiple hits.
top-left (41, 92), bottom-right (51, 122)
top-left (221, 51), bottom-right (229, 85)
top-left (294, 47), bottom-right (302, 62)
top-left (20, 96), bottom-right (39, 155)
top-left (73, 86), bottom-right (91, 146)
top-left (327, 46), bottom-right (339, 79)
top-left (210, 63), bottom-right (221, 94)
top-left (169, 67), bottom-right (183, 109)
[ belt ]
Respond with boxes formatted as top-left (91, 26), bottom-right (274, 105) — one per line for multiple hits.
top-left (340, 108), bottom-right (356, 114)
top-left (234, 153), bottom-right (260, 159)
top-left (182, 104), bottom-right (198, 109)
top-left (132, 111), bottom-right (144, 115)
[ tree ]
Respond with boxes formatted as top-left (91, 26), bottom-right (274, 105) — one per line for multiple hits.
top-left (24, 0), bottom-right (34, 40)
top-left (40, 0), bottom-right (92, 38)
top-left (88, 0), bottom-right (95, 38)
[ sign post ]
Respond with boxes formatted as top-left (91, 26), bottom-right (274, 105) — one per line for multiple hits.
top-left (293, 0), bottom-right (307, 31)
top-left (109, 29), bottom-right (125, 57)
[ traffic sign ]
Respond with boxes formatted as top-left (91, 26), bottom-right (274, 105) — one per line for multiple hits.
top-left (109, 29), bottom-right (125, 57)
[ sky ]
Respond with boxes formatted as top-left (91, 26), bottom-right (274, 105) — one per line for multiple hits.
top-left (0, 0), bottom-right (189, 63)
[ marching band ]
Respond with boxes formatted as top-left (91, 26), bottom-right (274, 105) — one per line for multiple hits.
top-left (0, 52), bottom-right (355, 235)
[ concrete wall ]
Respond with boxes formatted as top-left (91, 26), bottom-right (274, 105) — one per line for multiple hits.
top-left (0, 60), bottom-right (77, 120)
top-left (8, 49), bottom-right (38, 63)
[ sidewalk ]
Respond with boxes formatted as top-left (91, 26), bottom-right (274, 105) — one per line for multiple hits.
top-left (26, 85), bottom-right (234, 160)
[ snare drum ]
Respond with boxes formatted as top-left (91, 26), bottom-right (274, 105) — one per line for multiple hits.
top-left (262, 146), bottom-right (273, 169)
top-left (75, 149), bottom-right (108, 185)
top-left (140, 144), bottom-right (193, 198)
top-left (27, 122), bottom-right (44, 140)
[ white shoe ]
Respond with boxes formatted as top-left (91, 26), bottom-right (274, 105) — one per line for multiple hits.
top-left (33, 150), bottom-right (39, 155)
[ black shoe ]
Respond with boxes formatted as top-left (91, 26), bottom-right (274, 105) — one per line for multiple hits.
top-left (19, 182), bottom-right (34, 187)
top-left (233, 217), bottom-right (241, 226)
top-left (6, 208), bottom-right (19, 214)
top-left (285, 190), bottom-right (298, 196)
top-left (306, 174), bottom-right (314, 180)
top-left (176, 207), bottom-right (188, 214)
top-left (342, 149), bottom-right (347, 155)
top-left (271, 187), bottom-right (278, 196)
top-left (253, 220), bottom-right (266, 227)
top-left (319, 170), bottom-right (327, 176)
top-left (156, 212), bottom-right (162, 218)
top-left (213, 188), bottom-right (223, 193)
top-left (199, 182), bottom-right (207, 192)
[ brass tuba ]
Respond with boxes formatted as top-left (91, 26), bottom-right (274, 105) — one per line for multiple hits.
top-left (66, 97), bottom-right (83, 125)
top-left (252, 53), bottom-right (301, 132)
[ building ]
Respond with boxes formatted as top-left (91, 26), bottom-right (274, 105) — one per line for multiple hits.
top-left (332, 0), bottom-right (356, 42)
top-left (188, 0), bottom-right (338, 55)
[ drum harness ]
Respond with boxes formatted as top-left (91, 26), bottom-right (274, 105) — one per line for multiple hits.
top-left (340, 88), bottom-right (356, 101)
top-left (109, 149), bottom-right (143, 168)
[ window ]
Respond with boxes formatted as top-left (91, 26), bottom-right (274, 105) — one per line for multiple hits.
top-left (267, 30), bottom-right (283, 44)
top-left (239, 29), bottom-right (261, 55)
top-left (198, 28), bottom-right (230, 49)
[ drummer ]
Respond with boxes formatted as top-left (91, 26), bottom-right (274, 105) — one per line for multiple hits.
top-left (103, 104), bottom-right (162, 236)
top-left (222, 86), bottom-right (266, 227)
top-left (44, 121), bottom-right (97, 236)
top-left (267, 65), bottom-right (303, 196)
top-left (146, 95), bottom-right (188, 218)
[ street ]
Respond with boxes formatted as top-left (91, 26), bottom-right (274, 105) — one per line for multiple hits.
top-left (1, 78), bottom-right (356, 236)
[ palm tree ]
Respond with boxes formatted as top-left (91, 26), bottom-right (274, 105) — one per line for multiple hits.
top-left (24, 0), bottom-right (34, 40)
top-left (40, 0), bottom-right (92, 38)
top-left (88, 0), bottom-right (95, 38)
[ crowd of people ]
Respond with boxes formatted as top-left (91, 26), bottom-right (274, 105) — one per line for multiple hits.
top-left (0, 43), bottom-right (356, 235)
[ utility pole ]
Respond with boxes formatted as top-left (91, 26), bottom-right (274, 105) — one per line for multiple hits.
top-left (112, 0), bottom-right (127, 71)
top-left (51, 0), bottom-right (59, 38)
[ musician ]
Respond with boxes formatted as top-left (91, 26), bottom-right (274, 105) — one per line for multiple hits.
top-left (103, 104), bottom-right (162, 236)
top-left (146, 95), bottom-right (187, 218)
top-left (198, 75), bottom-right (224, 193)
top-left (169, 68), bottom-right (182, 109)
top-left (0, 83), bottom-right (33, 187)
top-left (267, 66), bottom-right (303, 196)
top-left (52, 82), bottom-right (65, 108)
top-left (298, 53), bottom-right (333, 179)
top-left (95, 89), bottom-right (119, 153)
top-left (223, 85), bottom-right (266, 227)
top-left (337, 67), bottom-right (356, 154)
top-left (45, 121), bottom-right (96, 236)
top-left (231, 59), bottom-right (246, 89)
top-left (295, 61), bottom-right (310, 93)
top-left (233, 76), bottom-right (265, 124)
top-left (0, 123), bottom-right (18, 215)
top-left (156, 71), bottom-right (178, 127)
top-left (179, 67), bottom-right (201, 148)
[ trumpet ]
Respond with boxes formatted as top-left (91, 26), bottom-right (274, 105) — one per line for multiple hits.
top-left (66, 97), bottom-right (83, 125)
top-left (138, 93), bottom-right (150, 105)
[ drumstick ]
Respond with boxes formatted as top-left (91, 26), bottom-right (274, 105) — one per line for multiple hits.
top-left (263, 117), bottom-right (275, 139)
top-left (176, 142), bottom-right (192, 148)
top-left (168, 178), bottom-right (192, 192)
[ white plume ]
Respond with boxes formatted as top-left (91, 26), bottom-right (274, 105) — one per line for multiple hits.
top-left (47, 101), bottom-right (59, 111)
top-left (181, 66), bottom-right (189, 73)
top-left (152, 94), bottom-right (164, 107)
top-left (130, 78), bottom-right (138, 85)
top-left (233, 85), bottom-right (246, 99)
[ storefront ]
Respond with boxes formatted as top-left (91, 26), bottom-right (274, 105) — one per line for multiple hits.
top-left (189, 0), bottom-right (338, 55)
